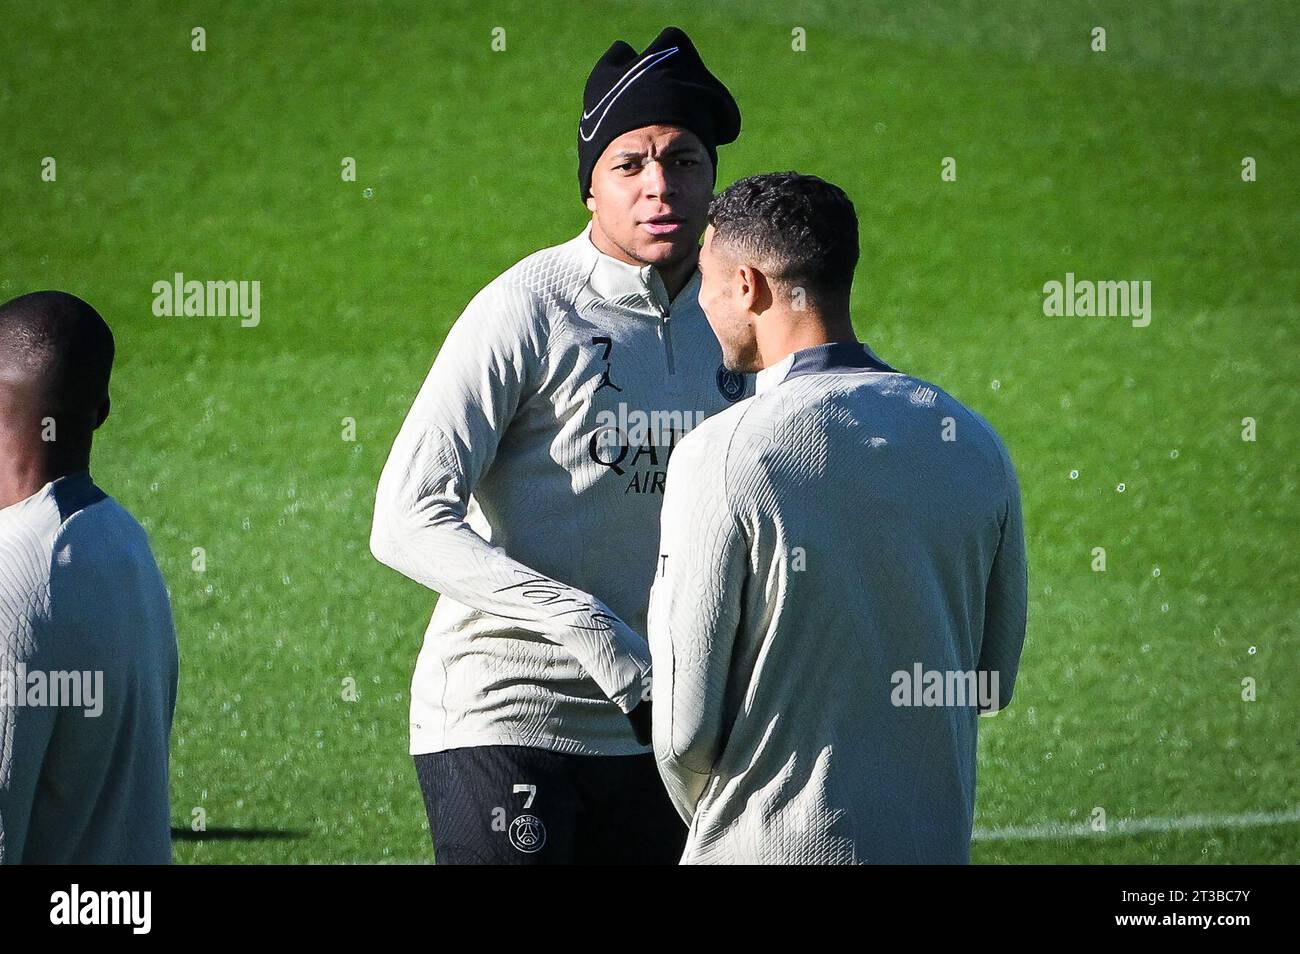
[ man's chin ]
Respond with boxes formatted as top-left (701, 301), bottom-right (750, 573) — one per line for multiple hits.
top-left (633, 234), bottom-right (700, 266)
top-left (722, 351), bottom-right (761, 376)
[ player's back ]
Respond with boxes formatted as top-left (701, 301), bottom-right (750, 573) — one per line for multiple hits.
top-left (688, 342), bottom-right (1022, 864)
top-left (0, 471), bottom-right (178, 864)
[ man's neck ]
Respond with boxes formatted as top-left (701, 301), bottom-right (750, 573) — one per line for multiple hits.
top-left (0, 441), bottom-right (88, 509)
top-left (654, 250), bottom-right (699, 302)
top-left (587, 224), bottom-right (699, 301)
top-left (758, 313), bottom-right (858, 369)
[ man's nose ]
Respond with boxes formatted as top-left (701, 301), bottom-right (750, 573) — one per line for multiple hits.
top-left (642, 159), bottom-right (676, 199)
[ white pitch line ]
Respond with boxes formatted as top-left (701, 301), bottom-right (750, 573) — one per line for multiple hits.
top-left (972, 806), bottom-right (1300, 842)
top-left (360, 808), bottom-right (1300, 861)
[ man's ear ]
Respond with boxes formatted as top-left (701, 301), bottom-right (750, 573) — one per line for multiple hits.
top-left (737, 264), bottom-right (773, 314)
top-left (585, 195), bottom-right (597, 213)
top-left (94, 397), bottom-right (110, 430)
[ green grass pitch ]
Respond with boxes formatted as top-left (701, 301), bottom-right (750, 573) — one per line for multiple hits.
top-left (2, 0), bottom-right (1295, 863)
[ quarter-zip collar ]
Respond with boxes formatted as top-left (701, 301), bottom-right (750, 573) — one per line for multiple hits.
top-left (578, 222), bottom-right (700, 318)
top-left (49, 470), bottom-right (107, 521)
top-left (756, 341), bottom-right (899, 395)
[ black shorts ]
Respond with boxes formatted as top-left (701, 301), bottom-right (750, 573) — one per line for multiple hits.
top-left (413, 745), bottom-right (687, 865)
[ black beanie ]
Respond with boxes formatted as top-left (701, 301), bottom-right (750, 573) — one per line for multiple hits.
top-left (578, 26), bottom-right (741, 201)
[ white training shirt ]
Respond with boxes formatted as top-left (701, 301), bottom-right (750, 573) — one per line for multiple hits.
top-left (371, 224), bottom-right (752, 756)
top-left (0, 472), bottom-right (178, 864)
top-left (649, 341), bottom-right (1028, 864)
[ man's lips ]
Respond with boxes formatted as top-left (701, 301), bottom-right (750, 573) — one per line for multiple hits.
top-left (640, 217), bottom-right (685, 236)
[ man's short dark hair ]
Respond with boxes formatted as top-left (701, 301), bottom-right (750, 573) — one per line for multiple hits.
top-left (707, 172), bottom-right (859, 297)
top-left (0, 290), bottom-right (114, 415)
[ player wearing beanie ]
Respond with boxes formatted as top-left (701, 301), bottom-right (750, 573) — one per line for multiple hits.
top-left (371, 27), bottom-right (748, 864)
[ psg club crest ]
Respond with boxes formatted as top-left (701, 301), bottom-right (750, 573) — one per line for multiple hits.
top-left (509, 814), bottom-right (547, 853)
top-left (716, 365), bottom-right (745, 403)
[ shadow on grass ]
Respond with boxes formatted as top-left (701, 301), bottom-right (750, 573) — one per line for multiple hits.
top-left (171, 827), bottom-right (309, 842)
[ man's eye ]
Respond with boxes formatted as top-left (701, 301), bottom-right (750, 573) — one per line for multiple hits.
top-left (616, 162), bottom-right (639, 172)
top-left (677, 159), bottom-right (699, 167)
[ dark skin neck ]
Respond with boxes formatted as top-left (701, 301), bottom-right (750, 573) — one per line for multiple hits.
top-left (0, 432), bottom-right (91, 509)
top-left (0, 382), bottom-right (97, 509)
top-left (655, 246), bottom-right (700, 302)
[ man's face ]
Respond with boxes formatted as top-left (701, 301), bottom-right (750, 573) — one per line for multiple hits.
top-left (586, 125), bottom-right (714, 268)
top-left (698, 225), bottom-right (761, 373)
